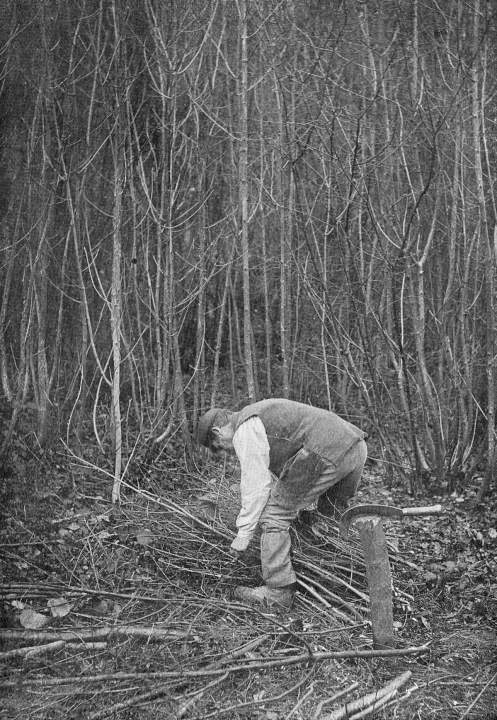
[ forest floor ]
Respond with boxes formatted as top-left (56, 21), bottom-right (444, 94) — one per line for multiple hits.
top-left (0, 429), bottom-right (496, 720)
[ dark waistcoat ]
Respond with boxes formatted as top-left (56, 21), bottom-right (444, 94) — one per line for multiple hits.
top-left (231, 398), bottom-right (366, 476)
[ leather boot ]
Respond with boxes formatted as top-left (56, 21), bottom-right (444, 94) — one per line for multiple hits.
top-left (234, 584), bottom-right (295, 609)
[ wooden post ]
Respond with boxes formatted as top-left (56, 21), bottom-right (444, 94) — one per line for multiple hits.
top-left (356, 517), bottom-right (394, 649)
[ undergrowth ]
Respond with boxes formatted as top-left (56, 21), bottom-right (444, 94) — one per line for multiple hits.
top-left (0, 428), bottom-right (496, 719)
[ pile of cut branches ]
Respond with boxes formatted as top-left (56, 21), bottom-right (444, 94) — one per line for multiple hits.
top-left (0, 459), bottom-right (435, 719)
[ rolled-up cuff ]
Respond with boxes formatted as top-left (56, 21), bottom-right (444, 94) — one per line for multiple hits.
top-left (231, 534), bottom-right (251, 552)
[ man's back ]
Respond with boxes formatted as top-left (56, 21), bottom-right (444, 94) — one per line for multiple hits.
top-left (231, 398), bottom-right (365, 474)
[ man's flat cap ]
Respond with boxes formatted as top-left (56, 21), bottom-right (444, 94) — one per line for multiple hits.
top-left (197, 408), bottom-right (232, 446)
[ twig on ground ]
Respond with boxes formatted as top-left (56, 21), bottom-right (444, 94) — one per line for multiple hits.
top-left (311, 682), bottom-right (360, 720)
top-left (206, 635), bottom-right (267, 668)
top-left (86, 686), bottom-right (172, 720)
top-left (0, 640), bottom-right (108, 661)
top-left (60, 641), bottom-right (108, 652)
top-left (346, 688), bottom-right (398, 719)
top-left (0, 625), bottom-right (188, 643)
top-left (0, 644), bottom-right (429, 689)
top-left (0, 641), bottom-right (66, 660)
top-left (0, 582), bottom-right (173, 604)
top-left (458, 670), bottom-right (497, 720)
top-left (296, 556), bottom-right (370, 605)
top-left (176, 672), bottom-right (229, 718)
top-left (285, 680), bottom-right (316, 719)
top-left (322, 671), bottom-right (412, 720)
top-left (0, 641), bottom-right (109, 661)
top-left (297, 575), bottom-right (365, 623)
top-left (190, 667), bottom-right (316, 719)
top-left (222, 644), bottom-right (428, 673)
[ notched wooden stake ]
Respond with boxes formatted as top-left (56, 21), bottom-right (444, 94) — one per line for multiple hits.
top-left (356, 516), bottom-right (394, 649)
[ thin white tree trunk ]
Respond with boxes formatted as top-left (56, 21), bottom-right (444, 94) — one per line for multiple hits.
top-left (239, 0), bottom-right (256, 401)
top-left (110, 156), bottom-right (124, 504)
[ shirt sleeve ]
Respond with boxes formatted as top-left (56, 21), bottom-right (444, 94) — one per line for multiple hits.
top-left (230, 416), bottom-right (272, 551)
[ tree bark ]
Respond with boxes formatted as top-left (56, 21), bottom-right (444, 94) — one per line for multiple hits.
top-left (110, 153), bottom-right (124, 504)
top-left (239, 0), bottom-right (256, 401)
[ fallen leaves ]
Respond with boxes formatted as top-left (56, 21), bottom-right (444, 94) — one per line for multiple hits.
top-left (136, 528), bottom-right (154, 546)
top-left (47, 597), bottom-right (73, 618)
top-left (13, 596), bottom-right (74, 627)
top-left (19, 608), bottom-right (50, 630)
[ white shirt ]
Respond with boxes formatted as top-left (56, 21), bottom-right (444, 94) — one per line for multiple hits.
top-left (230, 416), bottom-right (272, 551)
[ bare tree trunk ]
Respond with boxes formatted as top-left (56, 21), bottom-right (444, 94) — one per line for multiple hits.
top-left (0, 268), bottom-right (33, 457)
top-left (480, 227), bottom-right (497, 500)
top-left (210, 243), bottom-right (234, 407)
top-left (260, 212), bottom-right (272, 395)
top-left (276, 86), bottom-right (290, 400)
top-left (28, 68), bottom-right (53, 447)
top-left (472, 5), bottom-right (495, 500)
top-left (320, 231), bottom-right (332, 411)
top-left (192, 220), bottom-right (206, 428)
top-left (0, 233), bottom-right (15, 401)
top-left (239, 0), bottom-right (256, 401)
top-left (410, 190), bottom-right (444, 481)
top-left (33, 209), bottom-right (51, 445)
top-left (110, 153), bottom-right (124, 504)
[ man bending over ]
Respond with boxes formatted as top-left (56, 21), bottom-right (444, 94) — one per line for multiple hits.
top-left (197, 398), bottom-right (367, 610)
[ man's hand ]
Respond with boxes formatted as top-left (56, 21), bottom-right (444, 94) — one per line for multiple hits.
top-left (229, 547), bottom-right (244, 560)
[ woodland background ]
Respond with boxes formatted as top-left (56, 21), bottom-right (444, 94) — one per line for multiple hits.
top-left (0, 0), bottom-right (496, 501)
